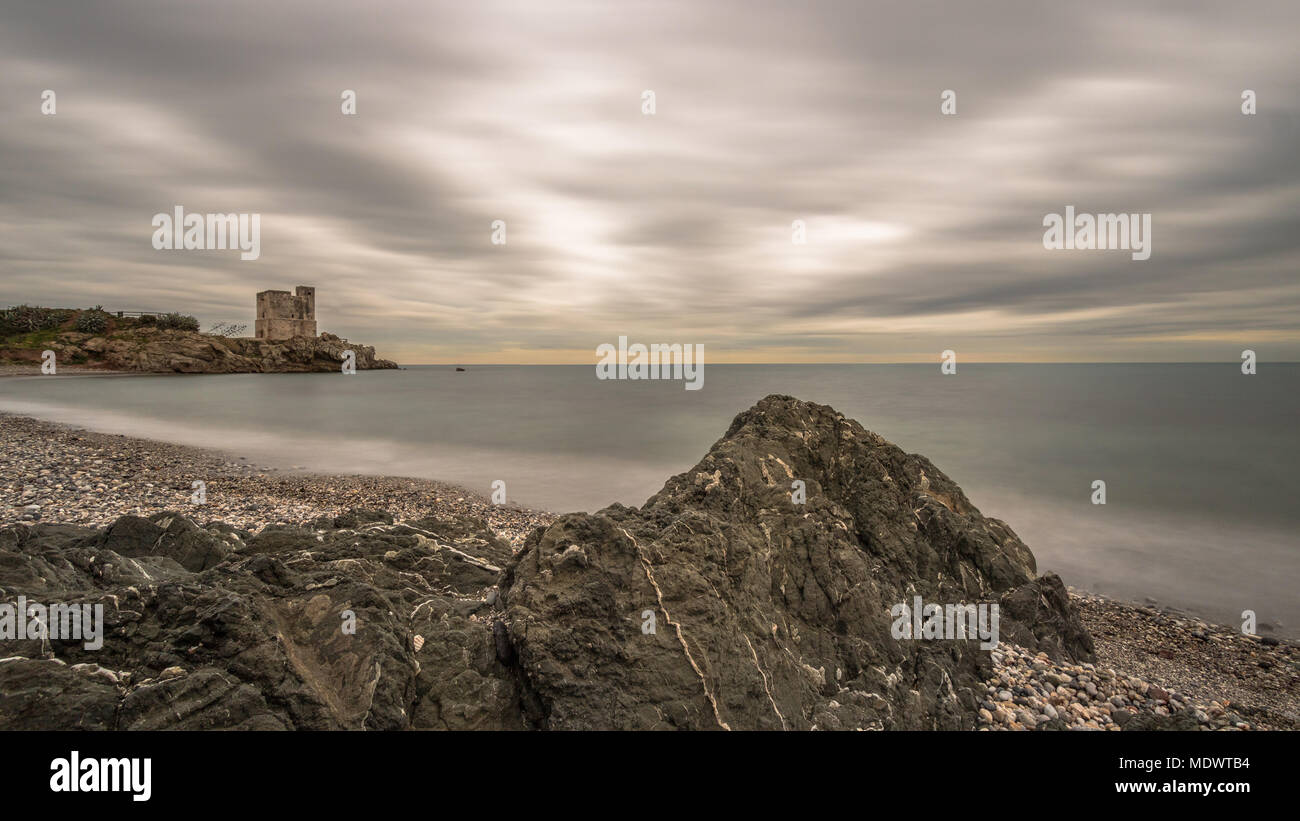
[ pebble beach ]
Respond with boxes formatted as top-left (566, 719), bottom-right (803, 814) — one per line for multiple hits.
top-left (3, 410), bottom-right (1296, 731)
top-left (978, 615), bottom-right (1299, 731)
top-left (0, 412), bottom-right (553, 548)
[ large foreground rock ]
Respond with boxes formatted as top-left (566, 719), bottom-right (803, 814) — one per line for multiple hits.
top-left (0, 396), bottom-right (1092, 729)
top-left (499, 395), bottom-right (1092, 729)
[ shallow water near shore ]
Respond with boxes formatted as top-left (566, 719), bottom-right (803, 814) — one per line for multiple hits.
top-left (2, 363), bottom-right (1297, 635)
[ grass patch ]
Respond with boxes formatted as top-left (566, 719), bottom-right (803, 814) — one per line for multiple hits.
top-left (1, 329), bottom-right (64, 349)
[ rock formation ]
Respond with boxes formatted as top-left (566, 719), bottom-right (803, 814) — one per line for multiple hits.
top-left (0, 396), bottom-right (1092, 730)
top-left (0, 513), bottom-right (520, 729)
top-left (24, 328), bottom-right (396, 373)
top-left (499, 395), bottom-right (1093, 729)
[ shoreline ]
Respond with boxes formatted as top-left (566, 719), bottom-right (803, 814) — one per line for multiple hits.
top-left (1, 412), bottom-right (553, 547)
top-left (0, 365), bottom-right (133, 377)
top-left (2, 410), bottom-right (1296, 729)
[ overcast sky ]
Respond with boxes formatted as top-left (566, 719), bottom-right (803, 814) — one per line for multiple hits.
top-left (2, 0), bottom-right (1297, 362)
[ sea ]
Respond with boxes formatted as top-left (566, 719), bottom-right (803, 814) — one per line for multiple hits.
top-left (2, 363), bottom-right (1296, 635)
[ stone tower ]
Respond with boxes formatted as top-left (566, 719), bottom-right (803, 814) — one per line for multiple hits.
top-left (255, 285), bottom-right (317, 340)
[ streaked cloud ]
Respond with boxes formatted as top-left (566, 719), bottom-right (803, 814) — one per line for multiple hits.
top-left (2, 0), bottom-right (1297, 362)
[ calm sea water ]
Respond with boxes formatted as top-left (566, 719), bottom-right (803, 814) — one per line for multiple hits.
top-left (2, 363), bottom-right (1297, 634)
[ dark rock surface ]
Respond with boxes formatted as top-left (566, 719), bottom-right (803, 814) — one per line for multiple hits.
top-left (0, 395), bottom-right (1093, 730)
top-left (499, 395), bottom-right (1092, 729)
top-left (0, 511), bottom-right (524, 729)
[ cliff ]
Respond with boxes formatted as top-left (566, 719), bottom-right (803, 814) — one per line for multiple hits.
top-left (2, 327), bottom-right (397, 373)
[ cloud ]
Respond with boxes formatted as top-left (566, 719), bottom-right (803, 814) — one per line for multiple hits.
top-left (1, 0), bottom-right (1297, 362)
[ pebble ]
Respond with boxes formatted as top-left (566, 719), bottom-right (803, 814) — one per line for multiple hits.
top-left (1, 414), bottom-right (555, 548)
top-left (975, 638), bottom-right (1279, 732)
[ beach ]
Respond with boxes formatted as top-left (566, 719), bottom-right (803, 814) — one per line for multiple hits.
top-left (3, 410), bottom-right (1296, 730)
top-left (0, 412), bottom-right (553, 547)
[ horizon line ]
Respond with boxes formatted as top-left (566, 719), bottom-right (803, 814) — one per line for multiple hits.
top-left (392, 360), bottom-right (1300, 366)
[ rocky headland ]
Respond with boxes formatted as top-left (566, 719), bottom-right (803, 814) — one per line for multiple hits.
top-left (0, 307), bottom-right (396, 373)
top-left (4, 328), bottom-right (395, 374)
top-left (1, 397), bottom-right (1295, 730)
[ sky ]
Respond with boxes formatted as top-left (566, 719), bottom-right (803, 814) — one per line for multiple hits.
top-left (2, 0), bottom-right (1297, 363)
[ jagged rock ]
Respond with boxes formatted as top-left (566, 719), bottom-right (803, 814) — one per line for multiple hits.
top-left (0, 395), bottom-right (1092, 731)
top-left (0, 658), bottom-right (120, 730)
top-left (500, 395), bottom-right (1093, 729)
top-left (0, 512), bottom-right (523, 729)
top-left (95, 513), bottom-right (233, 572)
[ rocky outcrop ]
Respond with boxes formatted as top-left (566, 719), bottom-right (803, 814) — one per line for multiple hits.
top-left (20, 329), bottom-right (396, 373)
top-left (0, 512), bottom-right (522, 729)
top-left (0, 396), bottom-right (1092, 730)
top-left (498, 395), bottom-right (1092, 729)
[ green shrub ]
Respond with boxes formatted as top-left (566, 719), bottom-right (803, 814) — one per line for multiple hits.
top-left (0, 305), bottom-right (72, 337)
top-left (75, 309), bottom-right (110, 335)
top-left (137, 314), bottom-right (157, 325)
top-left (157, 312), bottom-right (200, 332)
